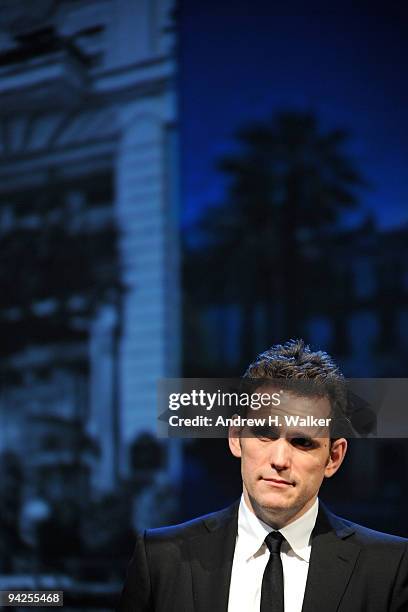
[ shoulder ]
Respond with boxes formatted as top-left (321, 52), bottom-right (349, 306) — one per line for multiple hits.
top-left (145, 501), bottom-right (239, 545)
top-left (323, 505), bottom-right (408, 551)
top-left (343, 517), bottom-right (407, 548)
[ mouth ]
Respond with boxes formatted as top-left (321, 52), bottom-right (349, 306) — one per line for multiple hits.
top-left (262, 477), bottom-right (294, 488)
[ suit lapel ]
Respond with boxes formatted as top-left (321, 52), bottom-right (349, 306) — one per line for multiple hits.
top-left (188, 500), bottom-right (361, 612)
top-left (302, 504), bottom-right (361, 612)
top-left (189, 502), bottom-right (239, 612)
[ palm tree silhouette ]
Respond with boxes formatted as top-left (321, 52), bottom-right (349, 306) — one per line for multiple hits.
top-left (186, 111), bottom-right (365, 369)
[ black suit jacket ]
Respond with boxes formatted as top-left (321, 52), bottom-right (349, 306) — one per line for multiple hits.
top-left (118, 501), bottom-right (408, 612)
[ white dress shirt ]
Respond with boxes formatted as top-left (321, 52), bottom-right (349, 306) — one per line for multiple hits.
top-left (227, 495), bottom-right (318, 612)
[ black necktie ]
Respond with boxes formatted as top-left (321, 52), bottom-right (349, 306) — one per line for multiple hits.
top-left (260, 531), bottom-right (284, 612)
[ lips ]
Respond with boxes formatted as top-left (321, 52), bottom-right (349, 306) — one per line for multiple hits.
top-left (262, 477), bottom-right (294, 487)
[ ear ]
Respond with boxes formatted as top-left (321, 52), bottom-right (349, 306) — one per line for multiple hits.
top-left (324, 438), bottom-right (347, 478)
top-left (228, 423), bottom-right (242, 458)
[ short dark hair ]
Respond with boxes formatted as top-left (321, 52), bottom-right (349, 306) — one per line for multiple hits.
top-left (244, 338), bottom-right (343, 383)
top-left (242, 339), bottom-right (349, 432)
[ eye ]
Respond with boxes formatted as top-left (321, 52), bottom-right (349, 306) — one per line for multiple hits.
top-left (291, 437), bottom-right (314, 448)
top-left (250, 426), bottom-right (279, 440)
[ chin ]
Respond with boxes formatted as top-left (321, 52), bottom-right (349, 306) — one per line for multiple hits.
top-left (256, 494), bottom-right (291, 512)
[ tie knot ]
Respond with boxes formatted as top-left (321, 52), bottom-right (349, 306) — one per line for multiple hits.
top-left (264, 531), bottom-right (284, 554)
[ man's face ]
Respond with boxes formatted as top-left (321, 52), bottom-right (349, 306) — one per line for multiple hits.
top-left (228, 391), bottom-right (347, 528)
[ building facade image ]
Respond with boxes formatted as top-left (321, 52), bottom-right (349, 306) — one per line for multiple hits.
top-left (0, 0), bottom-right (180, 537)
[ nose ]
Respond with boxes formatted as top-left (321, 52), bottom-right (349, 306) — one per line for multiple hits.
top-left (268, 438), bottom-right (292, 472)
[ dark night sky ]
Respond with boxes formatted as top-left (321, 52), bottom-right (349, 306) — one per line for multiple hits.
top-left (179, 2), bottom-right (408, 231)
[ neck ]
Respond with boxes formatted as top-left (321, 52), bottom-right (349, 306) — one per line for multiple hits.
top-left (243, 489), bottom-right (317, 529)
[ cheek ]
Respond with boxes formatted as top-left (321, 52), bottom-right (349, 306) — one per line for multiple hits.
top-left (241, 451), bottom-right (262, 477)
top-left (301, 457), bottom-right (327, 480)
top-left (242, 454), bottom-right (257, 473)
top-left (241, 442), bottom-right (262, 463)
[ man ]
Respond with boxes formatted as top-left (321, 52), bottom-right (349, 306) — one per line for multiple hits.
top-left (118, 339), bottom-right (408, 611)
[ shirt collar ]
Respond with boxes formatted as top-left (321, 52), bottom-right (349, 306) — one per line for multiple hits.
top-left (237, 495), bottom-right (318, 563)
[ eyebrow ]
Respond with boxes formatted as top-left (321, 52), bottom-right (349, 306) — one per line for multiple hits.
top-left (249, 425), bottom-right (315, 439)
top-left (284, 429), bottom-right (314, 438)
top-left (249, 424), bottom-right (280, 437)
